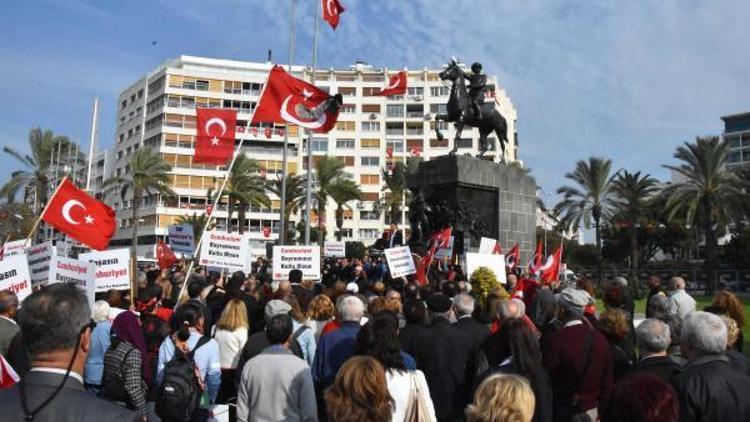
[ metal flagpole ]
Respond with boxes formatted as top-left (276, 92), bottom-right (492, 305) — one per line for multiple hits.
top-left (86, 98), bottom-right (99, 191)
top-left (279, 0), bottom-right (296, 246)
top-left (401, 73), bottom-right (407, 241)
top-left (303, 0), bottom-right (320, 245)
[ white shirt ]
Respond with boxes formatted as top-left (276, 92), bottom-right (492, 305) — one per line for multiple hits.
top-left (386, 369), bottom-right (437, 422)
top-left (30, 367), bottom-right (84, 384)
top-left (213, 327), bottom-right (248, 369)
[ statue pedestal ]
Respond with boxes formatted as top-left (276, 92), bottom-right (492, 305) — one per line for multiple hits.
top-left (407, 155), bottom-right (537, 261)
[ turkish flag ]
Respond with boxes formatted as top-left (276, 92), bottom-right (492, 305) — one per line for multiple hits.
top-left (252, 66), bottom-right (340, 133)
top-left (194, 108), bottom-right (237, 165)
top-left (377, 71), bottom-right (407, 96)
top-left (410, 146), bottom-right (421, 157)
top-left (386, 146), bottom-right (394, 158)
top-left (322, 0), bottom-right (345, 30)
top-left (156, 240), bottom-right (177, 270)
top-left (42, 178), bottom-right (116, 251)
top-left (528, 241), bottom-right (543, 276)
top-left (492, 241), bottom-right (503, 255)
top-left (505, 243), bottom-right (520, 269)
top-left (539, 244), bottom-right (563, 284)
top-left (431, 227), bottom-right (452, 249)
top-left (0, 355), bottom-right (19, 389)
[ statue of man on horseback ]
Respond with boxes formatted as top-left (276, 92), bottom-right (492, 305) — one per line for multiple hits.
top-left (434, 59), bottom-right (509, 162)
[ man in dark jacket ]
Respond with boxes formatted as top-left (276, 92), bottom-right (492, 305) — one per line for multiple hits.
top-left (452, 293), bottom-right (489, 351)
top-left (672, 311), bottom-right (750, 421)
top-left (0, 284), bottom-right (137, 422)
top-left (415, 294), bottom-right (475, 421)
top-left (399, 300), bottom-right (428, 357)
top-left (630, 318), bottom-right (680, 383)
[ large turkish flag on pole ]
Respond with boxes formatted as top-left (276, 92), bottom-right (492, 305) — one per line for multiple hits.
top-left (377, 71), bottom-right (407, 96)
top-left (322, 0), bottom-right (345, 30)
top-left (194, 108), bottom-right (237, 165)
top-left (42, 178), bottom-right (116, 250)
top-left (252, 65), bottom-right (340, 133)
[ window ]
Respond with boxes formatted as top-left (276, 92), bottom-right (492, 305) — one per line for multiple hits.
top-left (386, 139), bottom-right (404, 153)
top-left (195, 80), bottom-right (209, 91)
top-left (340, 104), bottom-right (356, 114)
top-left (359, 229), bottom-right (379, 239)
top-left (406, 123), bottom-right (423, 135)
top-left (430, 104), bottom-right (447, 114)
top-left (336, 121), bottom-right (355, 131)
top-left (430, 138), bottom-right (449, 148)
top-left (361, 192), bottom-right (379, 202)
top-left (430, 86), bottom-right (450, 96)
top-left (386, 104), bottom-right (404, 118)
top-left (121, 100), bottom-right (127, 109)
top-left (360, 211), bottom-right (380, 220)
top-left (743, 134), bottom-right (750, 147)
top-left (727, 151), bottom-right (741, 163)
top-left (137, 89), bottom-right (144, 98)
top-left (119, 134), bottom-right (125, 143)
top-left (362, 104), bottom-right (381, 113)
top-left (311, 139), bottom-right (328, 152)
top-left (339, 228), bottom-right (353, 238)
top-left (336, 139), bottom-right (355, 149)
top-left (362, 87), bottom-right (380, 96)
top-left (117, 151), bottom-right (124, 160)
top-left (407, 87), bottom-right (424, 96)
top-left (457, 138), bottom-right (473, 149)
top-left (406, 139), bottom-right (423, 150)
top-left (727, 135), bottom-right (741, 149)
top-left (361, 156), bottom-right (380, 166)
top-left (361, 122), bottom-right (380, 132)
top-left (406, 104), bottom-right (424, 118)
top-left (339, 156), bottom-right (355, 166)
top-left (386, 122), bottom-right (404, 135)
top-left (361, 139), bottom-right (380, 149)
top-left (360, 174), bottom-right (380, 185)
top-left (430, 121), bottom-right (449, 131)
top-left (338, 87), bottom-right (356, 97)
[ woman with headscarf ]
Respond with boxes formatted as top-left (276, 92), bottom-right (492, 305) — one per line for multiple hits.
top-left (102, 311), bottom-right (148, 420)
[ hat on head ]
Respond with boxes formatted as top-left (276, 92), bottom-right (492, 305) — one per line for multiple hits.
top-left (265, 299), bottom-right (291, 323)
top-left (555, 288), bottom-right (591, 315)
top-left (426, 294), bottom-right (453, 313)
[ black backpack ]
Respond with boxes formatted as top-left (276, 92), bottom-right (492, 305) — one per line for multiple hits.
top-left (155, 336), bottom-right (210, 422)
top-left (288, 325), bottom-right (309, 360)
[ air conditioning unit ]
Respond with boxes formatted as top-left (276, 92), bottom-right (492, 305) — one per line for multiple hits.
top-left (369, 113), bottom-right (378, 120)
top-left (412, 96), bottom-right (423, 102)
top-left (356, 202), bottom-right (365, 210)
top-left (423, 113), bottom-right (432, 120)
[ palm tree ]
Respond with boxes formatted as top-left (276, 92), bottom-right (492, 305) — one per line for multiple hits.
top-left (555, 157), bottom-right (618, 285)
top-left (1, 128), bottom-right (80, 215)
top-left (374, 162), bottom-right (409, 225)
top-left (329, 178), bottom-right (362, 241)
top-left (662, 136), bottom-right (748, 292)
top-left (266, 173), bottom-right (305, 243)
top-left (176, 213), bottom-right (215, 246)
top-left (313, 156), bottom-right (351, 245)
top-left (611, 170), bottom-right (660, 285)
top-left (224, 155), bottom-right (270, 234)
top-left (103, 147), bottom-right (175, 295)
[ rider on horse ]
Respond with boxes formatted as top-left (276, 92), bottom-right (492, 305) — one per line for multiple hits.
top-left (464, 62), bottom-right (486, 123)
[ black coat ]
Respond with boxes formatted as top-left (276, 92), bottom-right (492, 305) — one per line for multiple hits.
top-left (414, 317), bottom-right (475, 421)
top-left (453, 316), bottom-right (490, 352)
top-left (629, 355), bottom-right (680, 383)
top-left (0, 371), bottom-right (138, 421)
top-left (672, 354), bottom-right (750, 422)
top-left (399, 322), bottom-right (427, 358)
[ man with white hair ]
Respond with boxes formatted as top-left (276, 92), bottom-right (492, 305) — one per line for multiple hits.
top-left (312, 295), bottom-right (365, 389)
top-left (452, 293), bottom-right (489, 351)
top-left (666, 276), bottom-right (695, 321)
top-left (672, 311), bottom-right (750, 421)
top-left (630, 318), bottom-right (680, 382)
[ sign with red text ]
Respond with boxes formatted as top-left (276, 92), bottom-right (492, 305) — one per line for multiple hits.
top-left (273, 246), bottom-right (321, 281)
top-left (168, 224), bottom-right (195, 255)
top-left (25, 241), bottom-right (56, 287)
top-left (384, 246), bottom-right (417, 279)
top-left (199, 230), bottom-right (252, 272)
top-left (0, 255), bottom-right (32, 302)
top-left (78, 248), bottom-right (131, 292)
top-left (324, 241), bottom-right (346, 258)
top-left (2, 239), bottom-right (30, 258)
top-left (49, 256), bottom-right (96, 308)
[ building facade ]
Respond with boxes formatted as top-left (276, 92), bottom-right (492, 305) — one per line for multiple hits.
top-left (101, 56), bottom-right (518, 258)
top-left (722, 111), bottom-right (750, 169)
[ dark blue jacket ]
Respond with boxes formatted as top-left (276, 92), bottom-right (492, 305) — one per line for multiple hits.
top-left (312, 321), bottom-right (361, 389)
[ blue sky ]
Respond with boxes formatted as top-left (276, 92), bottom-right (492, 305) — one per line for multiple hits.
top-left (1, 0), bottom-right (749, 213)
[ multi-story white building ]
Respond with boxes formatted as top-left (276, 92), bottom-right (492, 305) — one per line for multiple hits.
top-left (101, 55), bottom-right (518, 258)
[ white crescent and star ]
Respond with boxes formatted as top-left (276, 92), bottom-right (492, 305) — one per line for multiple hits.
top-left (205, 117), bottom-right (227, 145)
top-left (62, 199), bottom-right (94, 225)
top-left (326, 0), bottom-right (338, 16)
top-left (280, 95), bottom-right (327, 129)
top-left (386, 73), bottom-right (402, 90)
top-left (539, 255), bottom-right (555, 271)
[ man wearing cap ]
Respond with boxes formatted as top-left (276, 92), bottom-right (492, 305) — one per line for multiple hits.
top-left (414, 294), bottom-right (475, 421)
top-left (542, 288), bottom-right (613, 422)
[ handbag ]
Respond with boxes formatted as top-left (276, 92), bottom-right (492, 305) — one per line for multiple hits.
top-left (404, 371), bottom-right (433, 422)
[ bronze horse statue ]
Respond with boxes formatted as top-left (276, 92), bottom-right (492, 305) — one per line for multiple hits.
top-left (434, 60), bottom-right (509, 161)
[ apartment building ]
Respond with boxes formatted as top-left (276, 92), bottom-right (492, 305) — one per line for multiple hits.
top-left (722, 111), bottom-right (750, 169)
top-left (102, 55), bottom-right (518, 258)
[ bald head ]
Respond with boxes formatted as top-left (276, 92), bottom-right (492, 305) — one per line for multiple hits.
top-left (669, 277), bottom-right (686, 291)
top-left (498, 298), bottom-right (525, 321)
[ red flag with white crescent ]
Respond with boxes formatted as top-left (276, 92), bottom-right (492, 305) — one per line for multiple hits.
top-left (492, 241), bottom-right (503, 255)
top-left (42, 178), bottom-right (116, 251)
top-left (156, 240), bottom-right (177, 270)
top-left (410, 146), bottom-right (421, 157)
top-left (528, 241), bottom-right (544, 276)
top-left (539, 244), bottom-right (563, 284)
top-left (194, 108), bottom-right (237, 165)
top-left (0, 354), bottom-right (19, 389)
top-left (252, 66), bottom-right (340, 133)
top-left (505, 243), bottom-right (520, 269)
top-left (377, 71), bottom-right (407, 96)
top-left (322, 0), bottom-right (345, 30)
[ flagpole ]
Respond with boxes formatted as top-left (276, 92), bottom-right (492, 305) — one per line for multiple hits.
top-left (303, 0), bottom-right (320, 245)
top-left (86, 98), bottom-right (99, 191)
top-left (279, 0), bottom-right (296, 246)
top-left (401, 72), bottom-right (407, 241)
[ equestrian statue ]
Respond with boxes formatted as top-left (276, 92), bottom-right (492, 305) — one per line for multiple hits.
top-left (434, 59), bottom-right (509, 162)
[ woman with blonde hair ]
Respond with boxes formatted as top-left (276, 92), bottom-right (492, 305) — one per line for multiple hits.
top-left (466, 373), bottom-right (536, 422)
top-left (307, 294), bottom-right (335, 341)
top-left (213, 298), bottom-right (249, 407)
top-left (325, 355), bottom-right (394, 422)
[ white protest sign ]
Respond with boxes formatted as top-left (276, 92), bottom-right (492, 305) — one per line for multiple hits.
top-left (466, 253), bottom-right (508, 284)
top-left (168, 224), bottom-right (195, 255)
top-left (49, 256), bottom-right (96, 308)
top-left (434, 236), bottom-right (454, 260)
top-left (324, 241), bottom-right (346, 258)
top-left (25, 241), bottom-right (56, 287)
top-left (79, 248), bottom-right (131, 292)
top-left (0, 254), bottom-right (33, 302)
top-left (384, 246), bottom-right (417, 278)
top-left (479, 237), bottom-right (499, 254)
top-left (199, 230), bottom-right (252, 272)
top-left (273, 246), bottom-right (321, 281)
top-left (2, 239), bottom-right (30, 258)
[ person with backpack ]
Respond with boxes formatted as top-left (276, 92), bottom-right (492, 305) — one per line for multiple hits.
top-left (101, 310), bottom-right (149, 420)
top-left (156, 303), bottom-right (221, 422)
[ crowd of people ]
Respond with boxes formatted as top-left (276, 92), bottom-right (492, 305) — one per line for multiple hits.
top-left (1, 252), bottom-right (750, 422)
